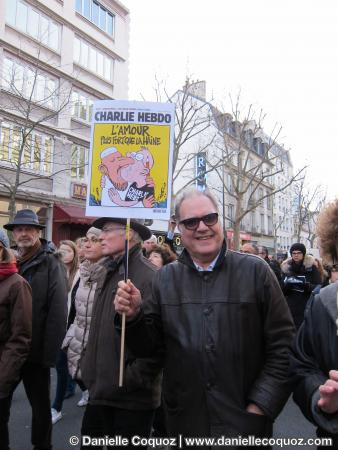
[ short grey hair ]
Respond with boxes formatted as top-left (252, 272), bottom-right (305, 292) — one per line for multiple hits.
top-left (174, 187), bottom-right (219, 222)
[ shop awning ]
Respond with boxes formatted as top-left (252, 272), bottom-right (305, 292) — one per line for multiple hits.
top-left (226, 230), bottom-right (252, 241)
top-left (53, 204), bottom-right (95, 225)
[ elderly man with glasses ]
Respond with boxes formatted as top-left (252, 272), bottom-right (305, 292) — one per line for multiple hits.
top-left (80, 218), bottom-right (162, 448)
top-left (114, 187), bottom-right (294, 447)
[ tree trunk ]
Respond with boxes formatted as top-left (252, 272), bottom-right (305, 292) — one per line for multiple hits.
top-left (233, 219), bottom-right (241, 250)
top-left (233, 195), bottom-right (243, 250)
top-left (8, 192), bottom-right (17, 222)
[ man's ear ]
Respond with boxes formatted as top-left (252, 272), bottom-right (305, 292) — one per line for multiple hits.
top-left (99, 164), bottom-right (108, 175)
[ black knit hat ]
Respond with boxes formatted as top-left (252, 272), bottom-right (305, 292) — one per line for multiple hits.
top-left (290, 243), bottom-right (306, 256)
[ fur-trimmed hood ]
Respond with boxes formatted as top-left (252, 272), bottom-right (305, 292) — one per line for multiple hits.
top-left (281, 254), bottom-right (316, 275)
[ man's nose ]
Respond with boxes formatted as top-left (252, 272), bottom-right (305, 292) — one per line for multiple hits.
top-left (196, 219), bottom-right (208, 231)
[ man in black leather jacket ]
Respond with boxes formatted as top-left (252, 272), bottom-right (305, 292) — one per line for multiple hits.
top-left (115, 188), bottom-right (294, 448)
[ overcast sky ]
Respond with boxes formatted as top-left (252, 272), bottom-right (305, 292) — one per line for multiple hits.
top-left (123, 0), bottom-right (337, 200)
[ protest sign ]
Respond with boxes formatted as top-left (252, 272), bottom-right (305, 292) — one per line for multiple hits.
top-left (86, 100), bottom-right (175, 220)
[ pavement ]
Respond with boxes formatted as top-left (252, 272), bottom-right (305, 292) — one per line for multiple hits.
top-left (9, 370), bottom-right (317, 449)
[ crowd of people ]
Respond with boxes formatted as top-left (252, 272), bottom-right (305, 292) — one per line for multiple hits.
top-left (1, 188), bottom-right (338, 449)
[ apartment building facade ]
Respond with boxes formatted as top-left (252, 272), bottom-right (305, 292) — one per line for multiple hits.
top-left (0, 0), bottom-right (129, 243)
top-left (272, 148), bottom-right (295, 255)
top-left (164, 81), bottom-right (296, 253)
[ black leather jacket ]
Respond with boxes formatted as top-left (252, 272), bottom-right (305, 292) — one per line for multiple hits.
top-left (290, 283), bottom-right (338, 445)
top-left (124, 242), bottom-right (295, 444)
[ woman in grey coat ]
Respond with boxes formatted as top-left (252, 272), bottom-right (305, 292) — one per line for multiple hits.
top-left (62, 227), bottom-right (108, 404)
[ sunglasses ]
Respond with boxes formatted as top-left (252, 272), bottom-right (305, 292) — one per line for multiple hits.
top-left (179, 213), bottom-right (218, 230)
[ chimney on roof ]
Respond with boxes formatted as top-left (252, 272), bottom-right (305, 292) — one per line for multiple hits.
top-left (184, 80), bottom-right (206, 101)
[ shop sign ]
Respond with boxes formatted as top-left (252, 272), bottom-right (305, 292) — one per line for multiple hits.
top-left (72, 183), bottom-right (87, 199)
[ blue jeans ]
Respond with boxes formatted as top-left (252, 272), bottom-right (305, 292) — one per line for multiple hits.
top-left (52, 350), bottom-right (68, 412)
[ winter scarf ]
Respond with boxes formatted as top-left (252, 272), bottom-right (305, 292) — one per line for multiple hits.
top-left (0, 262), bottom-right (18, 281)
top-left (17, 239), bottom-right (42, 265)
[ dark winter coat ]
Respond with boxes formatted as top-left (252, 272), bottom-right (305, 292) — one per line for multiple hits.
top-left (266, 258), bottom-right (283, 288)
top-left (0, 273), bottom-right (32, 398)
top-left (289, 282), bottom-right (338, 446)
top-left (281, 255), bottom-right (322, 329)
top-left (81, 245), bottom-right (162, 411)
top-left (18, 239), bottom-right (68, 367)
top-left (122, 242), bottom-right (295, 444)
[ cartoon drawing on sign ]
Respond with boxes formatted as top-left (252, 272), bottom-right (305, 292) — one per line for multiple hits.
top-left (109, 147), bottom-right (155, 208)
top-left (99, 147), bottom-right (133, 206)
top-left (99, 147), bottom-right (155, 208)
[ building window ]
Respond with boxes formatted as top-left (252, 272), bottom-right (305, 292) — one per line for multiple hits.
top-left (228, 204), bottom-right (234, 226)
top-left (266, 194), bottom-right (272, 210)
top-left (260, 214), bottom-right (265, 233)
top-left (74, 37), bottom-right (113, 81)
top-left (268, 216), bottom-right (272, 235)
top-left (251, 212), bottom-right (256, 229)
top-left (2, 56), bottom-right (58, 109)
top-left (227, 174), bottom-right (233, 193)
top-left (5, 0), bottom-right (61, 52)
top-left (0, 126), bottom-right (10, 161)
top-left (258, 187), bottom-right (263, 204)
top-left (76, 0), bottom-right (115, 36)
top-left (71, 91), bottom-right (94, 122)
top-left (71, 145), bottom-right (88, 181)
top-left (0, 122), bottom-right (53, 174)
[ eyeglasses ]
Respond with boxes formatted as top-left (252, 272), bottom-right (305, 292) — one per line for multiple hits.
top-left (130, 152), bottom-right (144, 161)
top-left (292, 251), bottom-right (303, 256)
top-left (101, 226), bottom-right (125, 234)
top-left (179, 213), bottom-right (218, 231)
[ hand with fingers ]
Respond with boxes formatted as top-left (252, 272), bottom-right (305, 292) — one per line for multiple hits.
top-left (114, 280), bottom-right (142, 319)
top-left (318, 370), bottom-right (338, 414)
top-left (145, 175), bottom-right (155, 188)
top-left (143, 193), bottom-right (154, 208)
top-left (108, 187), bottom-right (123, 204)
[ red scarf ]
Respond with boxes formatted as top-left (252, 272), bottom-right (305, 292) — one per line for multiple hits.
top-left (0, 262), bottom-right (18, 281)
